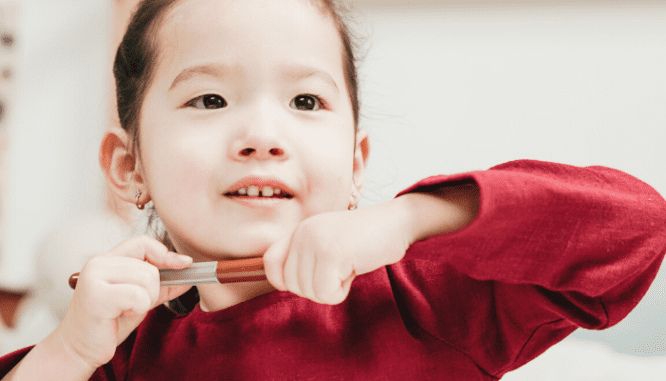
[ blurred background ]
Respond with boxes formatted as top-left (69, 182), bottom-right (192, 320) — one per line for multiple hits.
top-left (0, 0), bottom-right (664, 379)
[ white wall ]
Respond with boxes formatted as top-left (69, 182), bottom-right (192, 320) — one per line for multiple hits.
top-left (354, 0), bottom-right (666, 360)
top-left (0, 0), bottom-right (111, 289)
top-left (357, 1), bottom-right (666, 202)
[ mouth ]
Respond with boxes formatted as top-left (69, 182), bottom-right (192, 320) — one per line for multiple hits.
top-left (225, 185), bottom-right (294, 199)
top-left (224, 178), bottom-right (295, 200)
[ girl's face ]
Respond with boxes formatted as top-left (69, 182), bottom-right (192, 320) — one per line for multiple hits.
top-left (137, 0), bottom-right (365, 261)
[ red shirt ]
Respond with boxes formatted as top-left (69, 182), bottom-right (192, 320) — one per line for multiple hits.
top-left (2, 160), bottom-right (665, 380)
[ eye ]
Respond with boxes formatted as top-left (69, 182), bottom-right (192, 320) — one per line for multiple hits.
top-left (187, 94), bottom-right (227, 109)
top-left (290, 94), bottom-right (322, 111)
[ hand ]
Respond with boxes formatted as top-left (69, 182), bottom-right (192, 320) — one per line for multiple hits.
top-left (263, 199), bottom-right (413, 305)
top-left (55, 235), bottom-right (193, 369)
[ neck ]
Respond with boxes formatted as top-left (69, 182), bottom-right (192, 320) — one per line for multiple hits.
top-left (167, 239), bottom-right (275, 311)
top-left (197, 280), bottom-right (275, 312)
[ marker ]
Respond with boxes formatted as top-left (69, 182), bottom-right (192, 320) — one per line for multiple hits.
top-left (68, 257), bottom-right (266, 289)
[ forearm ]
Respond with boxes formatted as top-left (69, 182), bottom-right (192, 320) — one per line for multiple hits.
top-left (392, 161), bottom-right (666, 297)
top-left (395, 182), bottom-right (480, 245)
top-left (2, 329), bottom-right (96, 381)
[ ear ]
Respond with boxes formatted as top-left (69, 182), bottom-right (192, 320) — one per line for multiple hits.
top-left (99, 128), bottom-right (150, 206)
top-left (351, 129), bottom-right (370, 196)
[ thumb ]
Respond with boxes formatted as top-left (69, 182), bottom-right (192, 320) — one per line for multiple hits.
top-left (155, 284), bottom-right (194, 308)
top-left (263, 235), bottom-right (292, 291)
top-left (153, 254), bottom-right (194, 307)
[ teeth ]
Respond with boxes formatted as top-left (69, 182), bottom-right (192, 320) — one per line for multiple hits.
top-left (233, 186), bottom-right (287, 197)
top-left (247, 186), bottom-right (260, 197)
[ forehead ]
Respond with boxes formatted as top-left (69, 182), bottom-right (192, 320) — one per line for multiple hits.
top-left (153, 0), bottom-right (345, 85)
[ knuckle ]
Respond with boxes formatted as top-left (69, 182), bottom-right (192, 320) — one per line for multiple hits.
top-left (137, 234), bottom-right (153, 243)
top-left (320, 289), bottom-right (345, 305)
top-left (133, 234), bottom-right (155, 248)
top-left (313, 277), bottom-right (345, 305)
top-left (149, 264), bottom-right (160, 282)
top-left (312, 284), bottom-right (329, 304)
top-left (128, 287), bottom-right (151, 312)
top-left (284, 276), bottom-right (300, 296)
top-left (138, 264), bottom-right (160, 287)
top-left (263, 251), bottom-right (277, 267)
top-left (137, 234), bottom-right (155, 250)
top-left (84, 254), bottom-right (105, 268)
top-left (80, 256), bottom-right (107, 281)
top-left (284, 277), bottom-right (296, 293)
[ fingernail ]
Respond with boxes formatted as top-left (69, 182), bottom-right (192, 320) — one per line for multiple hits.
top-left (170, 252), bottom-right (192, 267)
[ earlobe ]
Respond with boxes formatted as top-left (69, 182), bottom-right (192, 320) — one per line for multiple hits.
top-left (352, 129), bottom-right (370, 196)
top-left (99, 129), bottom-right (149, 205)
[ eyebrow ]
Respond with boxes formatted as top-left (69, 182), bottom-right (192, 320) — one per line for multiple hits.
top-left (169, 64), bottom-right (228, 91)
top-left (168, 63), bottom-right (340, 93)
top-left (287, 67), bottom-right (339, 93)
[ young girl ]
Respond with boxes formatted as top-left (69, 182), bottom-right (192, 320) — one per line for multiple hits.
top-left (2, 0), bottom-right (665, 379)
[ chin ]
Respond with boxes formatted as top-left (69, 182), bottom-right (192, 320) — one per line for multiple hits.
top-left (196, 231), bottom-right (283, 259)
top-left (234, 234), bottom-right (279, 256)
top-left (237, 223), bottom-right (293, 246)
top-left (171, 219), bottom-right (296, 260)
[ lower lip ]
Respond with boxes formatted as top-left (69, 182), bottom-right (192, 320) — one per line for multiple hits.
top-left (225, 195), bottom-right (292, 208)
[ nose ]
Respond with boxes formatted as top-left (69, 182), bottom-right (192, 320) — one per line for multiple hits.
top-left (230, 103), bottom-right (288, 162)
top-left (237, 147), bottom-right (284, 158)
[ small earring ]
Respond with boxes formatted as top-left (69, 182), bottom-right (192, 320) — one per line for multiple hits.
top-left (348, 191), bottom-right (358, 211)
top-left (135, 190), bottom-right (145, 210)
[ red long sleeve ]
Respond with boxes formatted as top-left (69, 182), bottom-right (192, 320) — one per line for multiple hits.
top-left (0, 160), bottom-right (663, 380)
top-left (391, 160), bottom-right (666, 377)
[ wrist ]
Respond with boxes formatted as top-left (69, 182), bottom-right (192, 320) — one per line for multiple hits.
top-left (48, 327), bottom-right (99, 377)
top-left (3, 327), bottom-right (98, 381)
top-left (53, 326), bottom-right (98, 374)
top-left (397, 182), bottom-right (479, 245)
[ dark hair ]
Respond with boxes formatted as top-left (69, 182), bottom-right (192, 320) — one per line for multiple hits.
top-left (314, 0), bottom-right (360, 127)
top-left (114, 0), bottom-right (360, 154)
top-left (114, 0), bottom-right (178, 155)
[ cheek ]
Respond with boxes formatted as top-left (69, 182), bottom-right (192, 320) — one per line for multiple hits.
top-left (141, 130), bottom-right (218, 211)
top-left (301, 138), bottom-right (356, 212)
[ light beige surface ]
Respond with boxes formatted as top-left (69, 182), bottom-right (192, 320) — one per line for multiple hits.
top-left (355, 0), bottom-right (659, 6)
top-left (503, 337), bottom-right (666, 381)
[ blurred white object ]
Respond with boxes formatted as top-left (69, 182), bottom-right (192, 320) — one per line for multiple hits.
top-left (0, 0), bottom-right (111, 289)
top-left (503, 336), bottom-right (666, 381)
top-left (33, 212), bottom-right (131, 321)
top-left (0, 211), bottom-right (131, 355)
top-left (0, 295), bottom-right (57, 356)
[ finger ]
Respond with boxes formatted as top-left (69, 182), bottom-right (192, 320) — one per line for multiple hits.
top-left (155, 285), bottom-right (194, 308)
top-left (104, 235), bottom-right (192, 269)
top-left (263, 236), bottom-right (291, 291)
top-left (80, 256), bottom-right (161, 304)
top-left (283, 245), bottom-right (303, 298)
top-left (96, 256), bottom-right (159, 286)
top-left (313, 260), bottom-right (354, 305)
top-left (297, 252), bottom-right (317, 302)
top-left (340, 271), bottom-right (356, 299)
top-left (101, 283), bottom-right (153, 318)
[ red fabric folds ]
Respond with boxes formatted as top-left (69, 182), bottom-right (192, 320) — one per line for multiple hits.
top-left (1, 160), bottom-right (664, 380)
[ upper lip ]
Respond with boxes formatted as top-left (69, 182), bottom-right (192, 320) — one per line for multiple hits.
top-left (224, 176), bottom-right (295, 197)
